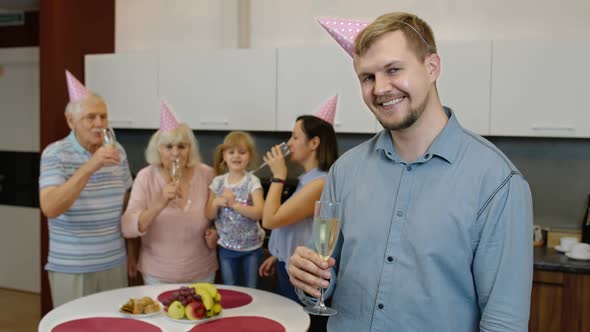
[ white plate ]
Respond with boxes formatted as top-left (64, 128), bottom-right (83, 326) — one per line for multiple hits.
top-left (119, 310), bottom-right (161, 318)
top-left (163, 311), bottom-right (222, 324)
top-left (565, 252), bottom-right (590, 261)
top-left (554, 245), bottom-right (569, 253)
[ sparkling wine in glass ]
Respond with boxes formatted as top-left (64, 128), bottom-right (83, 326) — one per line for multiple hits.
top-left (251, 142), bottom-right (290, 174)
top-left (101, 127), bottom-right (117, 147)
top-left (171, 158), bottom-right (181, 184)
top-left (101, 127), bottom-right (121, 175)
top-left (304, 201), bottom-right (341, 316)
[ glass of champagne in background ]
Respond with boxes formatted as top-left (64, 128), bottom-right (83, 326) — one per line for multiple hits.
top-left (171, 158), bottom-right (181, 184)
top-left (101, 127), bottom-right (121, 175)
top-left (304, 200), bottom-right (341, 316)
top-left (101, 127), bottom-right (117, 147)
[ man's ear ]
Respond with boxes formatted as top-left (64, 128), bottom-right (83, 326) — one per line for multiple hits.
top-left (65, 112), bottom-right (75, 130)
top-left (426, 53), bottom-right (441, 83)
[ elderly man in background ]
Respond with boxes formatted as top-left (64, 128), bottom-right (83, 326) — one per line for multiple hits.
top-left (39, 70), bottom-right (135, 307)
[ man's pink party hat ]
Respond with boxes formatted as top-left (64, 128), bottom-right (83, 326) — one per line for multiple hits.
top-left (65, 70), bottom-right (91, 102)
top-left (314, 95), bottom-right (338, 125)
top-left (160, 100), bottom-right (180, 131)
top-left (317, 18), bottom-right (369, 57)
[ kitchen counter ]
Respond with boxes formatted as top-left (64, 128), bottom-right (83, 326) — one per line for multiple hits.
top-left (533, 246), bottom-right (590, 274)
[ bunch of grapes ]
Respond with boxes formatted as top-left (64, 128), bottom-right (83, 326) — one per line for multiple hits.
top-left (161, 286), bottom-right (201, 310)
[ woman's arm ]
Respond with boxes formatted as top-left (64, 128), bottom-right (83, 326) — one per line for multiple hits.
top-left (262, 178), bottom-right (325, 230)
top-left (205, 189), bottom-right (222, 220)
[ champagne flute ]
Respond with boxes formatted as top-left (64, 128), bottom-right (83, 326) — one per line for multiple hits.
top-left (304, 201), bottom-right (341, 316)
top-left (250, 142), bottom-right (290, 174)
top-left (102, 127), bottom-right (117, 147)
top-left (101, 127), bottom-right (121, 175)
top-left (171, 158), bottom-right (181, 184)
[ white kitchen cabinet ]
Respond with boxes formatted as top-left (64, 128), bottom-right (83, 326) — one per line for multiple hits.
top-left (277, 47), bottom-right (378, 133)
top-left (491, 40), bottom-right (590, 137)
top-left (159, 49), bottom-right (277, 131)
top-left (85, 53), bottom-right (159, 129)
top-left (437, 40), bottom-right (492, 135)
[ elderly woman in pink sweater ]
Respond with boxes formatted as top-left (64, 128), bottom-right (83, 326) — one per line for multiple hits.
top-left (122, 102), bottom-right (218, 285)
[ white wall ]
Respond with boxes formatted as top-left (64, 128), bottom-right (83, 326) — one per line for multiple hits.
top-left (0, 47), bottom-right (40, 293)
top-left (116, 0), bottom-right (590, 51)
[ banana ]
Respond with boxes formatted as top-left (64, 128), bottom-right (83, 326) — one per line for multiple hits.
top-left (193, 288), bottom-right (214, 310)
top-left (192, 283), bottom-right (219, 299)
top-left (212, 303), bottom-right (222, 314)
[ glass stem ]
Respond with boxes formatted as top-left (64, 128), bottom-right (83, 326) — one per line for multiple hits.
top-left (317, 286), bottom-right (326, 311)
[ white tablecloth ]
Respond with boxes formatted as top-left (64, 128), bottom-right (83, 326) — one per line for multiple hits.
top-left (38, 284), bottom-right (310, 332)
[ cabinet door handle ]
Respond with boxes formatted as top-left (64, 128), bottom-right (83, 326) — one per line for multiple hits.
top-left (531, 125), bottom-right (575, 131)
top-left (200, 120), bottom-right (229, 125)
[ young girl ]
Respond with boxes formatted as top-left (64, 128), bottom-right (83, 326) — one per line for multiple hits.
top-left (205, 131), bottom-right (265, 288)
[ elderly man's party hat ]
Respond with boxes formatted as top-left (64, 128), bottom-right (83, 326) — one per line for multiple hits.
top-left (65, 70), bottom-right (91, 102)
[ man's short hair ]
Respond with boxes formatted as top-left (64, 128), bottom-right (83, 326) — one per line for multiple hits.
top-left (65, 94), bottom-right (106, 119)
top-left (355, 12), bottom-right (437, 61)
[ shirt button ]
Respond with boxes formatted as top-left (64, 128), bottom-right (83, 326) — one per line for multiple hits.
top-left (387, 256), bottom-right (394, 262)
top-left (425, 153), bottom-right (431, 159)
top-left (396, 210), bottom-right (403, 217)
top-left (378, 303), bottom-right (384, 309)
top-left (406, 165), bottom-right (412, 171)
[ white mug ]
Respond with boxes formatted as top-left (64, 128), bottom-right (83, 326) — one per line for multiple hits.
top-left (570, 243), bottom-right (590, 258)
top-left (559, 236), bottom-right (579, 252)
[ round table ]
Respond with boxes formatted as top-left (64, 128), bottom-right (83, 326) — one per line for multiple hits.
top-left (38, 284), bottom-right (310, 332)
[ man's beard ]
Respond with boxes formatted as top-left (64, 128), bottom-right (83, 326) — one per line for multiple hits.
top-left (377, 97), bottom-right (426, 131)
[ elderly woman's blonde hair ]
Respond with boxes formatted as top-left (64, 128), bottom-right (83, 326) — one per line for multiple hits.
top-left (145, 123), bottom-right (201, 167)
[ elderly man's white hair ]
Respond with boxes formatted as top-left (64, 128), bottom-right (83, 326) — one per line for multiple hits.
top-left (65, 94), bottom-right (107, 119)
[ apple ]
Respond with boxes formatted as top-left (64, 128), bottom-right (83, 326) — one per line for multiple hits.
top-left (168, 300), bottom-right (185, 319)
top-left (185, 301), bottom-right (206, 320)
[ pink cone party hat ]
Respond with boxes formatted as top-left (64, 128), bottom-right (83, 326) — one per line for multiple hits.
top-left (317, 17), bottom-right (369, 57)
top-left (65, 70), bottom-right (91, 103)
top-left (159, 100), bottom-right (180, 131)
top-left (314, 95), bottom-right (338, 125)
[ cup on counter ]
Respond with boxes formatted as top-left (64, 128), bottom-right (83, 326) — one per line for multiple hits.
top-left (560, 236), bottom-right (579, 252)
top-left (570, 243), bottom-right (590, 258)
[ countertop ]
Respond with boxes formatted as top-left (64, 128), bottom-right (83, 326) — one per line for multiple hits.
top-left (534, 246), bottom-right (590, 274)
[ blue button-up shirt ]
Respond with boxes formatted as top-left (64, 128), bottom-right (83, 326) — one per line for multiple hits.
top-left (317, 109), bottom-right (533, 332)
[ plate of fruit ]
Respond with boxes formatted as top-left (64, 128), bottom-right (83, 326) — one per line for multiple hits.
top-left (161, 284), bottom-right (223, 323)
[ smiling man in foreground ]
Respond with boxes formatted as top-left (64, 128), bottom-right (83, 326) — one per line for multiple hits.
top-left (288, 12), bottom-right (533, 332)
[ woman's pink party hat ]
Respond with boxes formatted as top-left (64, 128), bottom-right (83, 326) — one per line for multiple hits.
top-left (160, 100), bottom-right (180, 131)
top-left (65, 70), bottom-right (91, 102)
top-left (317, 18), bottom-right (369, 57)
top-left (314, 95), bottom-right (338, 125)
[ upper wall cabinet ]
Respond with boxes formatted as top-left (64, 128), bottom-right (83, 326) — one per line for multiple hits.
top-left (437, 41), bottom-right (492, 135)
top-left (159, 49), bottom-right (277, 131)
top-left (277, 47), bottom-right (377, 133)
top-left (491, 41), bottom-right (590, 137)
top-left (85, 53), bottom-right (159, 129)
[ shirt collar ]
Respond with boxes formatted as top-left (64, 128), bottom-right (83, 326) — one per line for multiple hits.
top-left (374, 107), bottom-right (463, 164)
top-left (66, 130), bottom-right (91, 155)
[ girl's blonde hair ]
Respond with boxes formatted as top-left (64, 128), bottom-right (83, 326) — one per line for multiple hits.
top-left (213, 131), bottom-right (257, 175)
top-left (145, 123), bottom-right (201, 167)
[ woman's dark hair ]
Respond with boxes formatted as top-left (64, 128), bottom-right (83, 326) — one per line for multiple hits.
top-left (296, 115), bottom-right (339, 171)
